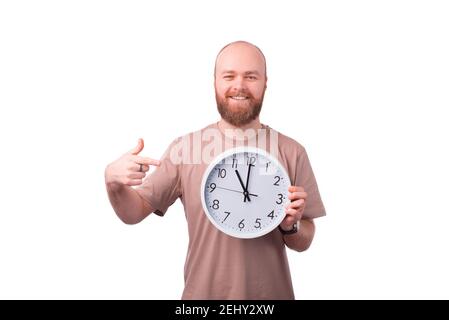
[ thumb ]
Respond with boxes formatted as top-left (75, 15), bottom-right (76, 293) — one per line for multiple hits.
top-left (128, 138), bottom-right (144, 155)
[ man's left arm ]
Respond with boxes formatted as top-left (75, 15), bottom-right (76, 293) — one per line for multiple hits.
top-left (280, 186), bottom-right (316, 252)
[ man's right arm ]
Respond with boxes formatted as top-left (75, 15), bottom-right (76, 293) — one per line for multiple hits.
top-left (105, 138), bottom-right (160, 224)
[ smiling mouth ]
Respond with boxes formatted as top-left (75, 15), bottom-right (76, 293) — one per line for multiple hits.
top-left (229, 96), bottom-right (249, 100)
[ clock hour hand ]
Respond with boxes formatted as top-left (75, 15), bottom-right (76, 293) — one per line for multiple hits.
top-left (235, 170), bottom-right (251, 202)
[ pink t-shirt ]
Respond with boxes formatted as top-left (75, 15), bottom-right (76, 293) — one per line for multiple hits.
top-left (137, 123), bottom-right (326, 299)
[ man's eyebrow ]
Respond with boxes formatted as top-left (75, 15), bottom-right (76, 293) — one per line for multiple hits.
top-left (244, 70), bottom-right (261, 75)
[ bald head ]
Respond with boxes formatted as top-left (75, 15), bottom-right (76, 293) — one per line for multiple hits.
top-left (214, 41), bottom-right (267, 79)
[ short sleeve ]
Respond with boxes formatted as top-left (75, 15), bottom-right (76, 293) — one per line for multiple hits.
top-left (136, 139), bottom-right (182, 216)
top-left (294, 147), bottom-right (326, 219)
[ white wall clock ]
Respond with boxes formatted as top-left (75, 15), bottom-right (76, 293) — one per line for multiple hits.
top-left (201, 147), bottom-right (291, 239)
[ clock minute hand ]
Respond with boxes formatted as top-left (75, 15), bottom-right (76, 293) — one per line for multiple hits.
top-left (235, 170), bottom-right (250, 202)
top-left (245, 164), bottom-right (254, 201)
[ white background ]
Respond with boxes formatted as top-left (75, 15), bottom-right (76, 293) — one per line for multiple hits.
top-left (1, 0), bottom-right (448, 299)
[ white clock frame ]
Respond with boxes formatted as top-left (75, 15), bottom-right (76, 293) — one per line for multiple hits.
top-left (200, 147), bottom-right (291, 239)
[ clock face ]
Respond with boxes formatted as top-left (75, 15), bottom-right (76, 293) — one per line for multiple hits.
top-left (201, 147), bottom-right (291, 239)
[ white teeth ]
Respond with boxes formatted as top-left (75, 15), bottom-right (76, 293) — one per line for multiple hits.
top-left (230, 96), bottom-right (248, 100)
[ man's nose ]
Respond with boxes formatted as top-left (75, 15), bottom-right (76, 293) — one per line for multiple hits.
top-left (232, 76), bottom-right (246, 91)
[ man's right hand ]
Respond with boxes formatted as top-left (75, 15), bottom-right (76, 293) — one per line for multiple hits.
top-left (105, 138), bottom-right (161, 190)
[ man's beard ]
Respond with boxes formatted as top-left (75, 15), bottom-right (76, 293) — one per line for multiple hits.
top-left (215, 89), bottom-right (264, 127)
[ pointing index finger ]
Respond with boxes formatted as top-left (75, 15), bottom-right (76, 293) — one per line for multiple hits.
top-left (134, 156), bottom-right (161, 166)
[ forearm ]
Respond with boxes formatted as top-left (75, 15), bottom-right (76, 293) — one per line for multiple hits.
top-left (283, 219), bottom-right (315, 252)
top-left (106, 182), bottom-right (152, 224)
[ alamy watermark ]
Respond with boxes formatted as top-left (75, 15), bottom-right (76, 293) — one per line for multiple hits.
top-left (169, 128), bottom-right (279, 165)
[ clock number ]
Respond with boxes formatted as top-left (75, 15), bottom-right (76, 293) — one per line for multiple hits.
top-left (232, 158), bottom-right (237, 169)
top-left (267, 210), bottom-right (275, 220)
top-left (273, 176), bottom-right (280, 186)
top-left (266, 162), bottom-right (271, 172)
top-left (212, 199), bottom-right (220, 209)
top-left (217, 168), bottom-right (226, 178)
top-left (254, 218), bottom-right (261, 229)
top-left (247, 156), bottom-right (256, 165)
top-left (209, 183), bottom-right (216, 192)
top-left (276, 194), bottom-right (284, 204)
top-left (222, 211), bottom-right (230, 223)
top-left (238, 219), bottom-right (245, 230)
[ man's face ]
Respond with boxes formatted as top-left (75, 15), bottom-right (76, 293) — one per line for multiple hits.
top-left (214, 43), bottom-right (267, 127)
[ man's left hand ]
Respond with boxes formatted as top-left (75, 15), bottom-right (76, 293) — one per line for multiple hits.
top-left (280, 186), bottom-right (307, 231)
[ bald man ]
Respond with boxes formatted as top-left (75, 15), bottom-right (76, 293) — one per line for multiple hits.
top-left (105, 41), bottom-right (326, 299)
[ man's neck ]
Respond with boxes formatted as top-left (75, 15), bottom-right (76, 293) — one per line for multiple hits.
top-left (218, 118), bottom-right (262, 141)
top-left (218, 118), bottom-right (262, 131)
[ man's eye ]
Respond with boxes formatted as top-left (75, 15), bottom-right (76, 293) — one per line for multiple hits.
top-left (224, 76), bottom-right (233, 79)
top-left (246, 76), bottom-right (257, 80)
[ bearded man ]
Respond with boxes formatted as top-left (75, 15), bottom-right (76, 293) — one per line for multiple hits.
top-left (105, 41), bottom-right (326, 299)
